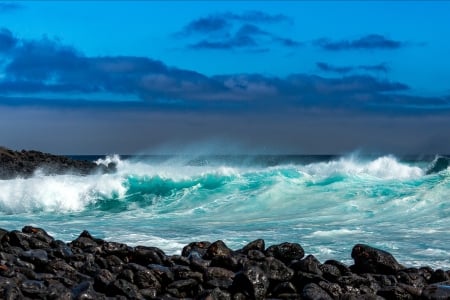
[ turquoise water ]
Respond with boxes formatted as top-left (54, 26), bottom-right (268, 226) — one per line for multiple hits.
top-left (1, 154), bottom-right (449, 268)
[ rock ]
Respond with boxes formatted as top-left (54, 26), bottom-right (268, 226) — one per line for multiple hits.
top-left (301, 283), bottom-right (333, 300)
top-left (166, 278), bottom-right (200, 298)
top-left (422, 281), bottom-right (450, 300)
top-left (20, 280), bottom-right (47, 298)
top-left (182, 241), bottom-right (211, 257)
top-left (20, 249), bottom-right (48, 267)
top-left (199, 287), bottom-right (232, 300)
top-left (109, 279), bottom-right (143, 299)
top-left (232, 264), bottom-right (269, 299)
top-left (205, 267), bottom-right (235, 289)
top-left (264, 256), bottom-right (294, 281)
top-left (22, 226), bottom-right (54, 244)
top-left (271, 281), bottom-right (297, 296)
top-left (291, 254), bottom-right (323, 276)
top-left (133, 245), bottom-right (166, 265)
top-left (94, 268), bottom-right (115, 293)
top-left (241, 239), bottom-right (265, 254)
top-left (204, 240), bottom-right (233, 260)
top-left (0, 146), bottom-right (116, 179)
top-left (429, 269), bottom-right (450, 284)
top-left (265, 242), bottom-right (304, 264)
top-left (351, 244), bottom-right (404, 275)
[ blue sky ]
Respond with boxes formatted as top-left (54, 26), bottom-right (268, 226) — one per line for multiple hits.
top-left (1, 1), bottom-right (450, 154)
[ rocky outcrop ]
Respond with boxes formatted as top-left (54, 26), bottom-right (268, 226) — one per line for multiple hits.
top-left (1, 226), bottom-right (449, 299)
top-left (0, 146), bottom-right (116, 179)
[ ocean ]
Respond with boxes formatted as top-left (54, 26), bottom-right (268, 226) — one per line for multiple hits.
top-left (0, 154), bottom-right (449, 269)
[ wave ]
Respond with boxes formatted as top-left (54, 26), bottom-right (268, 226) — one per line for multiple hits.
top-left (0, 154), bottom-right (446, 215)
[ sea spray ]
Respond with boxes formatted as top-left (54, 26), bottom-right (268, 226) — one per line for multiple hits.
top-left (0, 154), bottom-right (449, 268)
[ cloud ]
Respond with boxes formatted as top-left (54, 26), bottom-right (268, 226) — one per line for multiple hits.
top-left (0, 28), bottom-right (17, 52)
top-left (0, 2), bottom-right (22, 13)
top-left (1, 28), bottom-right (449, 115)
top-left (179, 16), bottom-right (230, 36)
top-left (315, 34), bottom-right (404, 51)
top-left (177, 11), bottom-right (299, 51)
top-left (317, 62), bottom-right (390, 74)
top-left (316, 62), bottom-right (354, 74)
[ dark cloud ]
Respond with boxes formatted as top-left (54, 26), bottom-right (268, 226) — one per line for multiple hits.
top-left (315, 34), bottom-right (404, 51)
top-left (188, 23), bottom-right (300, 50)
top-left (0, 28), bottom-right (17, 52)
top-left (0, 2), bottom-right (22, 12)
top-left (317, 62), bottom-right (390, 74)
top-left (177, 11), bottom-right (299, 51)
top-left (179, 16), bottom-right (230, 36)
top-left (316, 62), bottom-right (354, 74)
top-left (1, 28), bottom-right (448, 115)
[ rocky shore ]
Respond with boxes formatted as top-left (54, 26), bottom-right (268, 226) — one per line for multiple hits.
top-left (0, 227), bottom-right (449, 299)
top-left (0, 147), bottom-right (116, 179)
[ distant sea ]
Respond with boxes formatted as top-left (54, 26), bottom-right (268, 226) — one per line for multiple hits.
top-left (1, 154), bottom-right (449, 268)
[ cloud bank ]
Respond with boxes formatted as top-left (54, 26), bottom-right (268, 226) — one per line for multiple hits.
top-left (0, 27), bottom-right (448, 115)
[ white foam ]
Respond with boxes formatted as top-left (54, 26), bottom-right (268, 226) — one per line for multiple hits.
top-left (0, 173), bottom-right (126, 214)
top-left (301, 155), bottom-right (423, 180)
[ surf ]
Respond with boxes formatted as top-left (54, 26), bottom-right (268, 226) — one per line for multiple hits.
top-left (0, 154), bottom-right (449, 268)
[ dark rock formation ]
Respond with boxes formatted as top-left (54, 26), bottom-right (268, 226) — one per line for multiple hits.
top-left (0, 146), bottom-right (116, 179)
top-left (0, 226), bottom-right (449, 299)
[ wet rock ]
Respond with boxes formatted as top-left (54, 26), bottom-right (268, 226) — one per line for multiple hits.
top-left (241, 239), bottom-right (265, 254)
top-left (266, 242), bottom-right (304, 264)
top-left (377, 285), bottom-right (413, 300)
top-left (148, 263), bottom-right (175, 285)
top-left (20, 249), bottom-right (48, 267)
top-left (291, 254), bottom-right (323, 276)
top-left (166, 278), bottom-right (200, 298)
top-left (429, 269), bottom-right (450, 284)
top-left (301, 283), bottom-right (333, 300)
top-left (422, 281), bottom-right (450, 300)
top-left (264, 256), bottom-right (294, 281)
top-left (271, 281), bottom-right (297, 296)
top-left (94, 268), bottom-right (115, 293)
top-left (199, 287), bottom-right (232, 300)
top-left (133, 245), bottom-right (166, 265)
top-left (182, 241), bottom-right (211, 257)
top-left (20, 279), bottom-right (47, 297)
top-left (320, 263), bottom-right (342, 281)
top-left (7, 230), bottom-right (30, 250)
top-left (109, 279), bottom-right (143, 299)
top-left (204, 240), bottom-right (233, 260)
top-left (172, 264), bottom-right (204, 282)
top-left (351, 244), bottom-right (404, 275)
top-left (247, 249), bottom-right (266, 261)
top-left (232, 264), bottom-right (269, 299)
top-left (0, 146), bottom-right (116, 179)
top-left (205, 267), bottom-right (235, 289)
top-left (22, 226), bottom-right (54, 244)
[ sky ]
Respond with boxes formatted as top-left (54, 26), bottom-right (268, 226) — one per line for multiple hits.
top-left (1, 1), bottom-right (450, 154)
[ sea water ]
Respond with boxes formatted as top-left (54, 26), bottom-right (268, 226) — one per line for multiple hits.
top-left (0, 154), bottom-right (449, 268)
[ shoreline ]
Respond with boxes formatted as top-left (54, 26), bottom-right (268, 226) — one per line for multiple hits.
top-left (1, 226), bottom-right (449, 299)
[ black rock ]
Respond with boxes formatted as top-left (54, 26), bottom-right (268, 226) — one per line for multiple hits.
top-left (0, 146), bottom-right (117, 179)
top-left (301, 283), bottom-right (333, 300)
top-left (232, 264), bottom-right (269, 300)
top-left (422, 281), bottom-right (450, 300)
top-left (264, 256), bottom-right (294, 281)
top-left (241, 239), bottom-right (265, 254)
top-left (351, 244), bottom-right (404, 275)
top-left (265, 242), bottom-right (305, 264)
top-left (166, 278), bottom-right (200, 298)
top-left (204, 240), bottom-right (233, 260)
top-left (182, 241), bottom-right (211, 257)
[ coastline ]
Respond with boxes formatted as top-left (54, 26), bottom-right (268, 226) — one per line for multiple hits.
top-left (0, 226), bottom-right (449, 299)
